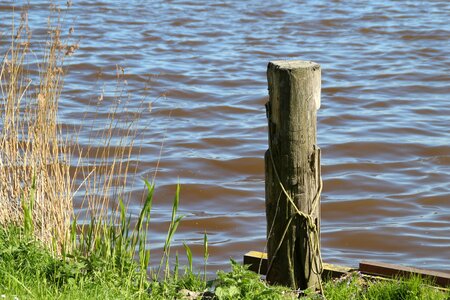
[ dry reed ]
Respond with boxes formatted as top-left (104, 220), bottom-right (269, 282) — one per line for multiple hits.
top-left (74, 67), bottom-right (146, 244)
top-left (0, 6), bottom-right (145, 254)
top-left (0, 11), bottom-right (74, 252)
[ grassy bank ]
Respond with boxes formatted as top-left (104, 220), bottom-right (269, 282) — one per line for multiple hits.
top-left (1, 222), bottom-right (449, 299)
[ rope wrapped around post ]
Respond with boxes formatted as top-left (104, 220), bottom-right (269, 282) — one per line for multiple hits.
top-left (266, 146), bottom-right (324, 293)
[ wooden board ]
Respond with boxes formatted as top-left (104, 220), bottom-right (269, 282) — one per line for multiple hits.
top-left (243, 251), bottom-right (450, 288)
top-left (243, 251), bottom-right (354, 279)
top-left (243, 251), bottom-right (268, 274)
top-left (359, 261), bottom-right (450, 288)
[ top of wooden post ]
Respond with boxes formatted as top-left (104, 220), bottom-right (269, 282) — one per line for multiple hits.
top-left (268, 60), bottom-right (319, 70)
top-left (268, 60), bottom-right (321, 110)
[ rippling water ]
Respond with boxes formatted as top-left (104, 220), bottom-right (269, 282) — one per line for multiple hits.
top-left (1, 0), bottom-right (449, 273)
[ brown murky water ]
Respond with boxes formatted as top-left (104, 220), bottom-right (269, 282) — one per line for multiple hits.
top-left (1, 1), bottom-right (449, 273)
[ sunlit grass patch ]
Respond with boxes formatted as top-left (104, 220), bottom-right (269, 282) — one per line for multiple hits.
top-left (322, 271), bottom-right (449, 300)
top-left (0, 183), bottom-right (206, 300)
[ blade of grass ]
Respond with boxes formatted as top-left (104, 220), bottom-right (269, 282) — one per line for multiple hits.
top-left (183, 242), bottom-right (193, 274)
top-left (203, 231), bottom-right (208, 281)
top-left (157, 183), bottom-right (184, 279)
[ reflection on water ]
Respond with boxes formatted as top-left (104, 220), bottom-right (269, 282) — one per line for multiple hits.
top-left (1, 0), bottom-right (449, 273)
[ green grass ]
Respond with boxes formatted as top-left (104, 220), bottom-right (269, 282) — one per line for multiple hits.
top-left (0, 183), bottom-right (206, 300)
top-left (1, 174), bottom-right (449, 300)
top-left (322, 272), bottom-right (449, 300)
top-left (214, 260), bottom-right (297, 300)
top-left (1, 213), bottom-right (449, 300)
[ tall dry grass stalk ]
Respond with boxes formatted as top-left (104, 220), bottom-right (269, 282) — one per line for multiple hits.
top-left (0, 11), bottom-right (77, 252)
top-left (76, 68), bottom-right (146, 238)
top-left (1, 7), bottom-right (147, 255)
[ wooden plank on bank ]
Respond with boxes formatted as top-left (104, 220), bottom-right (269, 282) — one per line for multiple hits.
top-left (244, 251), bottom-right (268, 274)
top-left (244, 251), bottom-right (450, 288)
top-left (359, 261), bottom-right (450, 288)
top-left (243, 251), bottom-right (354, 279)
top-left (322, 263), bottom-right (356, 279)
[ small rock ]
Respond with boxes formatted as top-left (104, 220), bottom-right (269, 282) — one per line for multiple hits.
top-left (179, 289), bottom-right (202, 300)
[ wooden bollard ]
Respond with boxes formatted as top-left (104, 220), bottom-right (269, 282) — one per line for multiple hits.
top-left (265, 61), bottom-right (322, 290)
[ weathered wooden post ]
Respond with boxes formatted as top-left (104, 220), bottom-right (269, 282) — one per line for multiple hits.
top-left (265, 60), bottom-right (322, 290)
